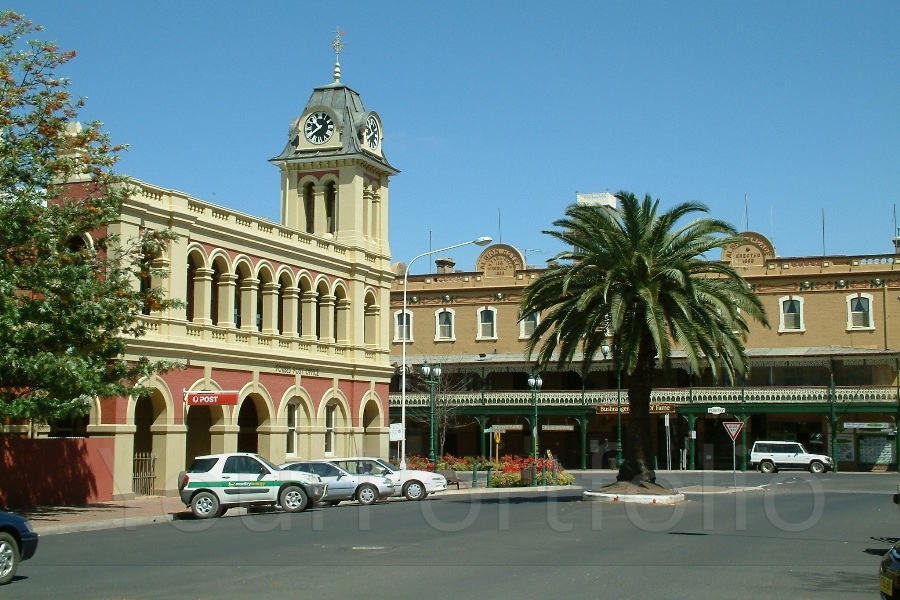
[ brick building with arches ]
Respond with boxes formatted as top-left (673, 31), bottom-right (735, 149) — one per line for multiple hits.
top-left (1, 55), bottom-right (398, 506)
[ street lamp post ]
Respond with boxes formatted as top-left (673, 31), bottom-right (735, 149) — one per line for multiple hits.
top-left (528, 372), bottom-right (542, 487)
top-left (601, 342), bottom-right (623, 466)
top-left (400, 236), bottom-right (492, 469)
top-left (421, 360), bottom-right (441, 466)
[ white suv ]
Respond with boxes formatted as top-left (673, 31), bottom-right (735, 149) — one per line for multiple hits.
top-left (178, 452), bottom-right (327, 518)
top-left (327, 457), bottom-right (447, 501)
top-left (749, 441), bottom-right (833, 474)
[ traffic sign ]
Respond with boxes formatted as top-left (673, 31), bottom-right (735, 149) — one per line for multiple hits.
top-left (723, 421), bottom-right (744, 441)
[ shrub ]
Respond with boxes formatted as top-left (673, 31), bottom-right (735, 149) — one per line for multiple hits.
top-left (399, 453), bottom-right (574, 487)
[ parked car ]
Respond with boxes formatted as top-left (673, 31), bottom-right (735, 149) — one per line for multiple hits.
top-left (326, 457), bottom-right (447, 501)
top-left (748, 440), bottom-right (833, 473)
top-left (177, 452), bottom-right (327, 519)
top-left (881, 538), bottom-right (900, 598)
top-left (280, 460), bottom-right (396, 506)
top-left (0, 510), bottom-right (38, 585)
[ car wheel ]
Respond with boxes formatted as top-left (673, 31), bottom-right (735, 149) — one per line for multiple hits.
top-left (280, 485), bottom-right (309, 513)
top-left (356, 484), bottom-right (378, 506)
top-left (809, 460), bottom-right (825, 474)
top-left (191, 491), bottom-right (221, 519)
top-left (403, 480), bottom-right (426, 501)
top-left (759, 460), bottom-right (776, 474)
top-left (0, 532), bottom-right (20, 585)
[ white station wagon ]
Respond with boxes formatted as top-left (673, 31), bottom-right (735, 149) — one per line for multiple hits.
top-left (178, 452), bottom-right (327, 518)
top-left (749, 441), bottom-right (833, 474)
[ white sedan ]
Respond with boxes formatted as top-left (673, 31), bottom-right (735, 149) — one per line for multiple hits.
top-left (324, 457), bottom-right (447, 501)
top-left (281, 460), bottom-right (395, 506)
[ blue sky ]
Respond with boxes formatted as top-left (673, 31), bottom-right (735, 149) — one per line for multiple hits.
top-left (13, 1), bottom-right (900, 273)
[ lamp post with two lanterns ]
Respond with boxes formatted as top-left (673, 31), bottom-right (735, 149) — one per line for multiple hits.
top-left (528, 372), bottom-right (542, 487)
top-left (600, 342), bottom-right (623, 465)
top-left (399, 236), bottom-right (492, 469)
top-left (421, 360), bottom-right (441, 465)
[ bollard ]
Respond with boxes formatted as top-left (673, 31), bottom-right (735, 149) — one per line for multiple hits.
top-left (541, 462), bottom-right (547, 486)
top-left (486, 466), bottom-right (492, 488)
top-left (531, 463), bottom-right (537, 487)
top-left (472, 463), bottom-right (478, 488)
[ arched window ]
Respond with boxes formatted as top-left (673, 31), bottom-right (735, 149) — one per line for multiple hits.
top-left (435, 308), bottom-right (455, 341)
top-left (476, 306), bottom-right (498, 340)
top-left (846, 293), bottom-right (874, 330)
top-left (324, 402), bottom-right (336, 454)
top-left (325, 181), bottom-right (337, 235)
top-left (778, 296), bottom-right (804, 332)
top-left (303, 182), bottom-right (315, 234)
top-left (394, 310), bottom-right (412, 342)
top-left (519, 311), bottom-right (539, 339)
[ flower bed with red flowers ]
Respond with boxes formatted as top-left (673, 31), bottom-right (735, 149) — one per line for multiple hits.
top-left (396, 454), bottom-right (574, 487)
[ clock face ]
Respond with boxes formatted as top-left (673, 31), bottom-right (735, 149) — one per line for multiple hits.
top-left (304, 111), bottom-right (334, 144)
top-left (364, 115), bottom-right (380, 149)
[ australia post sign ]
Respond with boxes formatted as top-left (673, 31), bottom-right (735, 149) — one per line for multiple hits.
top-left (185, 390), bottom-right (240, 406)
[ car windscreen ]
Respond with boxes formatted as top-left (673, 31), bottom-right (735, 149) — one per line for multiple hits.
top-left (257, 455), bottom-right (281, 471)
top-left (374, 459), bottom-right (396, 474)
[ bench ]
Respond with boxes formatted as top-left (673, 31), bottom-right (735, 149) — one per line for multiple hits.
top-left (437, 469), bottom-right (461, 489)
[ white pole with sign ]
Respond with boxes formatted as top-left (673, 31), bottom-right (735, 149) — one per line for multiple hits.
top-left (723, 421), bottom-right (745, 489)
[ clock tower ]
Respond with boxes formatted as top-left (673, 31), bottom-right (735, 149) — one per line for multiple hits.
top-left (270, 32), bottom-right (397, 257)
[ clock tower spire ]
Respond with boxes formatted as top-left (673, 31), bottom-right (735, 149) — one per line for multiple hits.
top-left (270, 33), bottom-right (396, 257)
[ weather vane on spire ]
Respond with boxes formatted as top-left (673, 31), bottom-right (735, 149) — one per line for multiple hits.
top-left (331, 28), bottom-right (345, 83)
top-left (332, 28), bottom-right (345, 61)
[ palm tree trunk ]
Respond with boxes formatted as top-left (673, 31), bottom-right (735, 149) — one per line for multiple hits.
top-left (617, 332), bottom-right (657, 483)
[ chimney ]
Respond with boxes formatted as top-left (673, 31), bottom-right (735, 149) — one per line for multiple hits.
top-left (435, 257), bottom-right (456, 274)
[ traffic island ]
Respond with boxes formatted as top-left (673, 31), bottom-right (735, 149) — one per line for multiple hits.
top-left (582, 480), bottom-right (685, 504)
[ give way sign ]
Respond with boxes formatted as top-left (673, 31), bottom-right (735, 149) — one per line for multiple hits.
top-left (723, 421), bottom-right (744, 441)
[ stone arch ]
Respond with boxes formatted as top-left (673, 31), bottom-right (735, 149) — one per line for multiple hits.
top-left (233, 256), bottom-right (255, 330)
top-left (130, 378), bottom-right (176, 495)
top-left (315, 277), bottom-right (333, 342)
top-left (333, 280), bottom-right (350, 344)
top-left (318, 388), bottom-right (350, 456)
top-left (233, 383), bottom-right (275, 456)
top-left (209, 251), bottom-right (233, 327)
top-left (363, 287), bottom-right (379, 347)
top-left (280, 386), bottom-right (315, 460)
top-left (186, 244), bottom-right (210, 324)
top-left (184, 378), bottom-right (229, 464)
top-left (324, 179), bottom-right (338, 235)
top-left (256, 262), bottom-right (277, 334)
top-left (297, 272), bottom-right (315, 339)
top-left (276, 268), bottom-right (296, 336)
top-left (359, 390), bottom-right (384, 457)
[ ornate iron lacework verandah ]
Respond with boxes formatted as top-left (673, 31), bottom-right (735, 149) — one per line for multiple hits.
top-left (390, 386), bottom-right (900, 408)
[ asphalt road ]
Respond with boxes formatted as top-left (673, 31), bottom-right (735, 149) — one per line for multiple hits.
top-left (9, 471), bottom-right (900, 600)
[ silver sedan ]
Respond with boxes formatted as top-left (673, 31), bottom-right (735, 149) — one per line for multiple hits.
top-left (280, 461), bottom-right (396, 506)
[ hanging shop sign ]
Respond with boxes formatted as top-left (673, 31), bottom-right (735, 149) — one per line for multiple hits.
top-left (843, 422), bottom-right (892, 430)
top-left (486, 424), bottom-right (523, 433)
top-left (184, 390), bottom-right (240, 406)
top-left (542, 424), bottom-right (575, 431)
top-left (595, 403), bottom-right (675, 415)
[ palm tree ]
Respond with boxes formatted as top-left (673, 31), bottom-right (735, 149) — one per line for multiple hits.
top-left (521, 192), bottom-right (769, 487)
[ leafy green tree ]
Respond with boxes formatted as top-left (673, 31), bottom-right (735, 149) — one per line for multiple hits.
top-left (0, 11), bottom-right (178, 424)
top-left (521, 192), bottom-right (769, 486)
